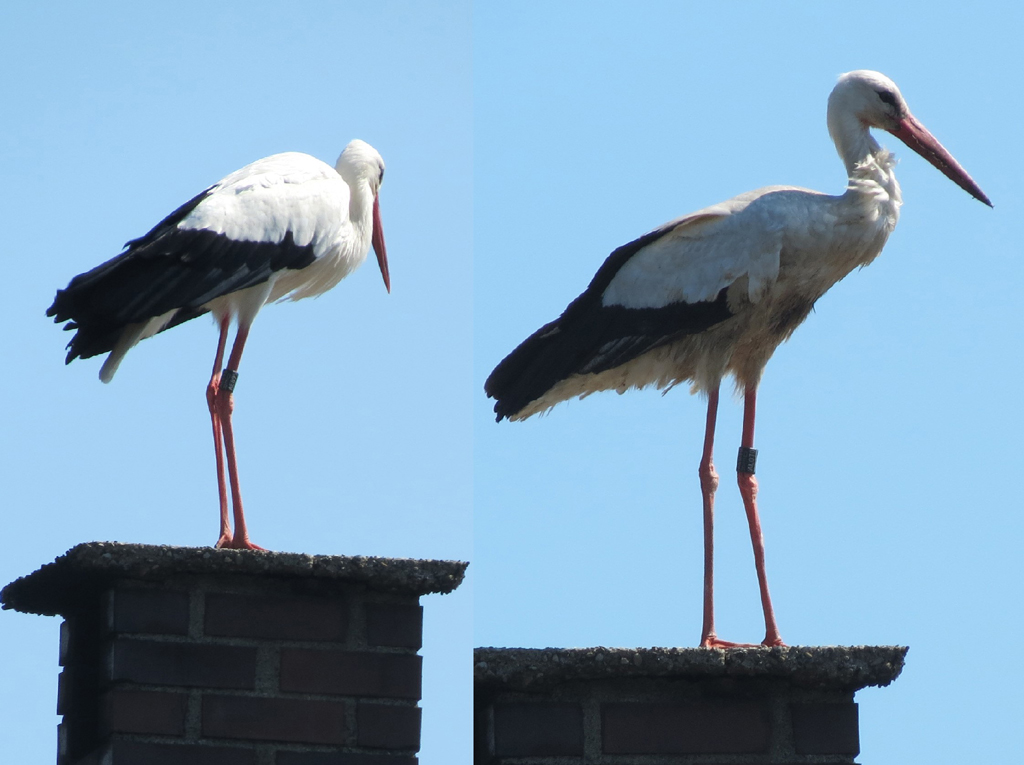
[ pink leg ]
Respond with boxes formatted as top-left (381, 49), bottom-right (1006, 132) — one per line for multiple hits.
top-left (736, 386), bottom-right (784, 647)
top-left (699, 386), bottom-right (726, 647)
top-left (207, 317), bottom-right (232, 548)
top-left (212, 322), bottom-right (264, 551)
top-left (699, 387), bottom-right (758, 649)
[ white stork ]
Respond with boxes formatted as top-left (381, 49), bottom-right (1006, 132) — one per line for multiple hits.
top-left (48, 139), bottom-right (389, 551)
top-left (485, 71), bottom-right (990, 647)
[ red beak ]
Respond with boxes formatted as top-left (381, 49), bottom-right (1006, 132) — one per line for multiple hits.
top-left (372, 195), bottom-right (390, 293)
top-left (890, 114), bottom-right (992, 207)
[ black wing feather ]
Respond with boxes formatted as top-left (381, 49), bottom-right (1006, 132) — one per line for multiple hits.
top-left (47, 189), bottom-right (318, 363)
top-left (485, 225), bottom-right (735, 421)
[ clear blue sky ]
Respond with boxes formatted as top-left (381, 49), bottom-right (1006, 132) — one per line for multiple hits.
top-left (3, 2), bottom-right (1022, 764)
top-left (0, 2), bottom-right (470, 762)
top-left (475, 2), bottom-right (1022, 764)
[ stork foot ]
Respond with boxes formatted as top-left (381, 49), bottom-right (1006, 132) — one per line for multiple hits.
top-left (700, 634), bottom-right (787, 649)
top-left (214, 534), bottom-right (267, 551)
top-left (701, 635), bottom-right (760, 649)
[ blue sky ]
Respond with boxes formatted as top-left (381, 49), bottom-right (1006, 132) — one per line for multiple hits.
top-left (0, 2), bottom-right (470, 762)
top-left (2, 2), bottom-right (1023, 764)
top-left (475, 2), bottom-right (1022, 764)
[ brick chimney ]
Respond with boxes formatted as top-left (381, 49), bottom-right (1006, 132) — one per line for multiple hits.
top-left (1, 542), bottom-right (467, 765)
top-left (475, 645), bottom-right (906, 764)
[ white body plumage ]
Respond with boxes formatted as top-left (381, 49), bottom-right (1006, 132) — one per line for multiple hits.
top-left (47, 139), bottom-right (390, 551)
top-left (47, 140), bottom-right (388, 383)
top-left (488, 71), bottom-right (988, 422)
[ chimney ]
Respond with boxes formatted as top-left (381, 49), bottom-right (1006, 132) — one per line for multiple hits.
top-left (1, 542), bottom-right (467, 765)
top-left (474, 645), bottom-right (906, 764)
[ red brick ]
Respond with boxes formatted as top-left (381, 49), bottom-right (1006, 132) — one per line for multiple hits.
top-left (792, 702), bottom-right (859, 755)
top-left (57, 665), bottom-right (101, 715)
top-left (356, 703), bottom-right (420, 750)
top-left (57, 668), bottom-right (71, 715)
top-left (602, 701), bottom-right (769, 754)
top-left (60, 620), bottom-right (71, 666)
top-left (58, 675), bottom-right (103, 765)
top-left (492, 702), bottom-right (583, 757)
top-left (61, 613), bottom-right (104, 668)
top-left (98, 739), bottom-right (256, 765)
top-left (277, 754), bottom-right (417, 765)
top-left (365, 604), bottom-right (422, 649)
top-left (280, 650), bottom-right (421, 699)
top-left (108, 587), bottom-right (190, 636)
top-left (203, 694), bottom-right (348, 744)
top-left (109, 638), bottom-right (256, 689)
top-left (204, 592), bottom-right (347, 641)
top-left (101, 688), bottom-right (187, 736)
top-left (57, 722), bottom-right (67, 763)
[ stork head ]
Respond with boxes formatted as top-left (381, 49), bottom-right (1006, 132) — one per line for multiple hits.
top-left (828, 70), bottom-right (991, 206)
top-left (829, 70), bottom-right (910, 133)
top-left (337, 139), bottom-right (390, 292)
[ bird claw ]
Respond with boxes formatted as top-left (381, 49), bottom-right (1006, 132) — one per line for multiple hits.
top-left (701, 637), bottom-right (759, 649)
top-left (700, 635), bottom-right (787, 649)
top-left (214, 534), bottom-right (267, 551)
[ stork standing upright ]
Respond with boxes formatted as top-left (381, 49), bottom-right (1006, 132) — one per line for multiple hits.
top-left (48, 139), bottom-right (390, 551)
top-left (485, 71), bottom-right (990, 647)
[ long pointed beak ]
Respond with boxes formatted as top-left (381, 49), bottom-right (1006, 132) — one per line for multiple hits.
top-left (890, 114), bottom-right (992, 207)
top-left (372, 194), bottom-right (390, 293)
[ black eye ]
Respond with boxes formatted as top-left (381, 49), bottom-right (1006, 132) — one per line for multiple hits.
top-left (379, 167), bottom-right (385, 184)
top-left (877, 90), bottom-right (897, 107)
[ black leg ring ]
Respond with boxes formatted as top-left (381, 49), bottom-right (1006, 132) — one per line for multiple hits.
top-left (220, 368), bottom-right (239, 394)
top-left (737, 446), bottom-right (758, 475)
